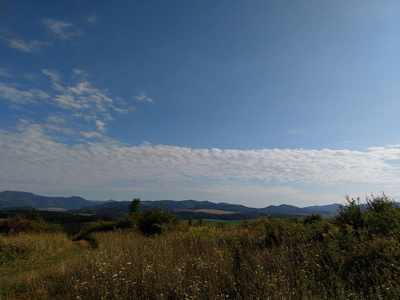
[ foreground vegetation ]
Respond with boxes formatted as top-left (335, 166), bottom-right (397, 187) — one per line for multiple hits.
top-left (1, 194), bottom-right (400, 299)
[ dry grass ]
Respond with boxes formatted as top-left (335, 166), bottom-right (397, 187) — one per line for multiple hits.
top-left (0, 232), bottom-right (87, 300)
top-left (2, 215), bottom-right (400, 299)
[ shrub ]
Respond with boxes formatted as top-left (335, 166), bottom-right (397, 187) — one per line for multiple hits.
top-left (334, 196), bottom-right (365, 231)
top-left (259, 217), bottom-right (298, 247)
top-left (0, 216), bottom-right (34, 235)
top-left (303, 213), bottom-right (324, 225)
top-left (129, 198), bottom-right (141, 214)
top-left (138, 207), bottom-right (178, 235)
top-left (364, 193), bottom-right (400, 236)
top-left (335, 193), bottom-right (400, 237)
top-left (195, 218), bottom-right (205, 227)
top-left (341, 237), bottom-right (400, 295)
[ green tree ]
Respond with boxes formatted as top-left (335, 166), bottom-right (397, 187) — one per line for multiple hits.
top-left (364, 193), bottom-right (400, 236)
top-left (129, 198), bottom-right (141, 215)
top-left (303, 213), bottom-right (323, 225)
top-left (196, 218), bottom-right (205, 227)
top-left (334, 193), bottom-right (400, 237)
top-left (138, 207), bottom-right (178, 235)
top-left (335, 196), bottom-right (365, 231)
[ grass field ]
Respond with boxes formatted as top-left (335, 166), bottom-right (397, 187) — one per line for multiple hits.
top-left (1, 195), bottom-right (400, 299)
top-left (0, 232), bottom-right (88, 299)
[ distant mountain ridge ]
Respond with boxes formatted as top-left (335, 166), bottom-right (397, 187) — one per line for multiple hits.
top-left (0, 191), bottom-right (104, 210)
top-left (0, 190), bottom-right (341, 218)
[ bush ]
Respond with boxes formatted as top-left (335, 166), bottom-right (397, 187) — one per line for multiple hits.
top-left (335, 193), bottom-right (400, 237)
top-left (364, 194), bottom-right (400, 236)
top-left (335, 196), bottom-right (365, 231)
top-left (138, 207), bottom-right (178, 235)
top-left (341, 237), bottom-right (400, 295)
top-left (0, 216), bottom-right (34, 235)
top-left (303, 213), bottom-right (324, 225)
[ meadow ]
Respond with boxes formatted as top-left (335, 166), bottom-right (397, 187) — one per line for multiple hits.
top-left (1, 194), bottom-right (400, 299)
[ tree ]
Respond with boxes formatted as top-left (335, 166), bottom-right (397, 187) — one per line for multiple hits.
top-left (129, 198), bottom-right (141, 215)
top-left (364, 193), bottom-right (400, 236)
top-left (196, 218), bottom-right (205, 227)
top-left (303, 213), bottom-right (323, 225)
top-left (138, 207), bottom-right (178, 235)
top-left (335, 196), bottom-right (364, 231)
top-left (334, 193), bottom-right (400, 236)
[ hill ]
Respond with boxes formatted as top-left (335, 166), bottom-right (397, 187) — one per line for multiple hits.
top-left (0, 190), bottom-right (340, 219)
top-left (0, 191), bottom-right (106, 211)
top-left (73, 198), bottom-right (340, 219)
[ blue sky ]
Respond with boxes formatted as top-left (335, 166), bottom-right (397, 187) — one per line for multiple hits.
top-left (1, 1), bottom-right (400, 207)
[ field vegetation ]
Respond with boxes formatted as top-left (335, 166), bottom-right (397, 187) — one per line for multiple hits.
top-left (1, 194), bottom-right (400, 299)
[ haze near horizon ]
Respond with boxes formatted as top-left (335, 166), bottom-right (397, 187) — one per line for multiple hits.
top-left (1, 1), bottom-right (400, 207)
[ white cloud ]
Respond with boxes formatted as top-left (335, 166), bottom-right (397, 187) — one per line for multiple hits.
top-left (0, 83), bottom-right (50, 104)
top-left (43, 115), bottom-right (75, 135)
top-left (87, 14), bottom-right (98, 25)
top-left (42, 18), bottom-right (82, 40)
top-left (0, 68), bottom-right (11, 77)
top-left (7, 39), bottom-right (44, 52)
top-left (40, 69), bottom-right (136, 134)
top-left (1, 29), bottom-right (51, 52)
top-left (1, 69), bottom-right (135, 145)
top-left (43, 69), bottom-right (119, 114)
top-left (386, 144), bottom-right (400, 148)
top-left (72, 69), bottom-right (89, 77)
top-left (42, 69), bottom-right (60, 83)
top-left (45, 124), bottom-right (75, 135)
top-left (95, 120), bottom-right (106, 132)
top-left (134, 91), bottom-right (154, 103)
top-left (1, 123), bottom-right (400, 205)
top-left (81, 131), bottom-right (103, 138)
top-left (53, 94), bottom-right (85, 109)
top-left (46, 115), bottom-right (65, 124)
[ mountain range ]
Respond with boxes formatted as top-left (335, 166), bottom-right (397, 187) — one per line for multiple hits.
top-left (0, 191), bottom-right (105, 211)
top-left (0, 190), bottom-right (341, 219)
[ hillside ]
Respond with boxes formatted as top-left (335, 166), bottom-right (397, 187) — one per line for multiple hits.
top-left (0, 191), bottom-right (341, 219)
top-left (0, 191), bottom-right (105, 211)
top-left (73, 198), bottom-right (340, 219)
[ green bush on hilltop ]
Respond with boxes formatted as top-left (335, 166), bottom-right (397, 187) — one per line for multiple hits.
top-left (365, 193), bottom-right (400, 236)
top-left (335, 193), bottom-right (400, 237)
top-left (138, 207), bottom-right (178, 235)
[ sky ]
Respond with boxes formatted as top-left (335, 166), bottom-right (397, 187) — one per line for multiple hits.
top-left (1, 1), bottom-right (400, 207)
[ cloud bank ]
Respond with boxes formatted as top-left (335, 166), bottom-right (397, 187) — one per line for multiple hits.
top-left (1, 122), bottom-right (399, 205)
top-left (0, 64), bottom-right (398, 206)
